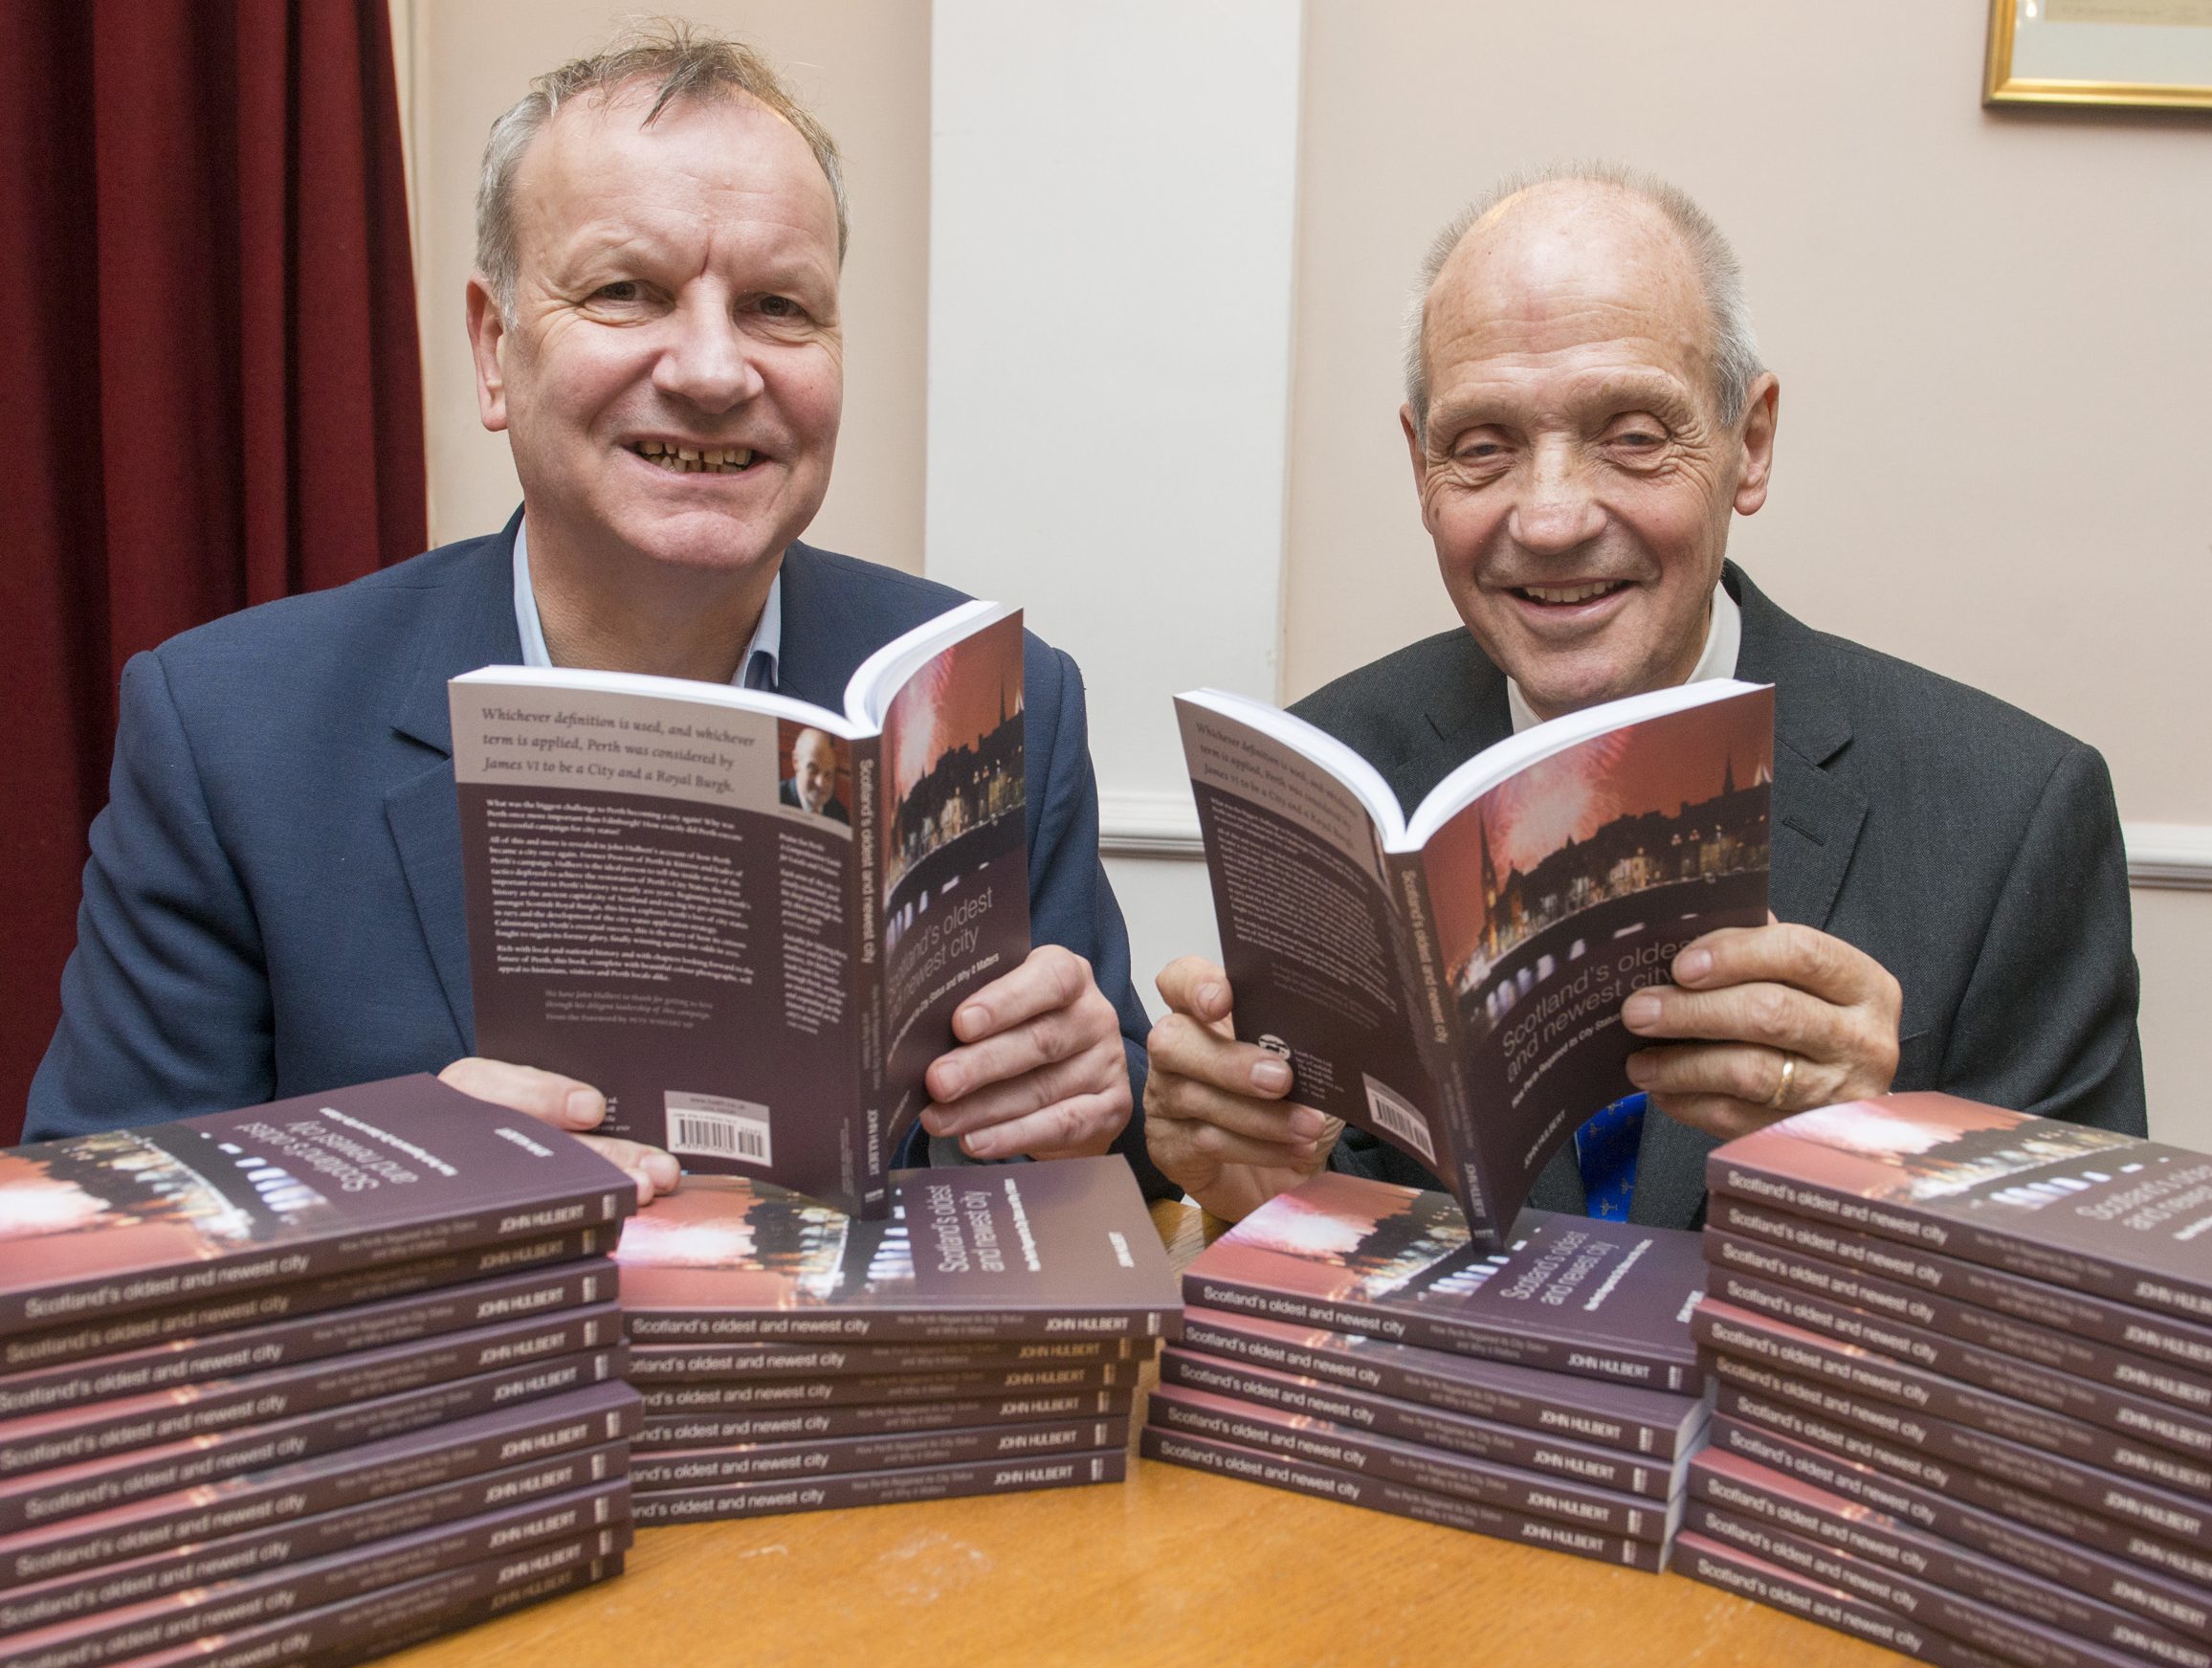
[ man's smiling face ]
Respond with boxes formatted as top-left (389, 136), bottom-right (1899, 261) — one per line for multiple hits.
top-left (1405, 182), bottom-right (1775, 721)
top-left (470, 86), bottom-right (844, 585)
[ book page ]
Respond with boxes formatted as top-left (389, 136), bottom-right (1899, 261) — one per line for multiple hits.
top-left (1176, 699), bottom-right (1445, 1160)
top-left (452, 679), bottom-right (866, 1207)
top-left (1426, 688), bottom-right (1774, 1218)
top-left (873, 612), bottom-right (1031, 1161)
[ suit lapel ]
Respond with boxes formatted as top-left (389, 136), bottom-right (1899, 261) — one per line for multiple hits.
top-left (383, 516), bottom-right (526, 1046)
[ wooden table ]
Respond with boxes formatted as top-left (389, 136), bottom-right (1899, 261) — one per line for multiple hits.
top-left (390, 1202), bottom-right (1914, 1667)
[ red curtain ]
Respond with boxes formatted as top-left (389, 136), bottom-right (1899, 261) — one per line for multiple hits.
top-left (0, 0), bottom-right (427, 1144)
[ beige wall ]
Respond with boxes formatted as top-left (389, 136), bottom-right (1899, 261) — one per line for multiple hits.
top-left (395, 0), bottom-right (930, 569)
top-left (1284, 0), bottom-right (2212, 1145)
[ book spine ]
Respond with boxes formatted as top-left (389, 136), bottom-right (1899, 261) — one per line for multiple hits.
top-left (637, 1388), bottom-right (1134, 1448)
top-left (1688, 1458), bottom-right (2212, 1664)
top-left (1712, 1378), bottom-right (2212, 1590)
top-left (638, 1360), bottom-right (1130, 1413)
top-left (0, 1304), bottom-right (624, 1479)
top-left (1670, 1530), bottom-right (2016, 1668)
top-left (1694, 1301), bottom-right (2212, 1499)
top-left (1139, 1427), bottom-right (1665, 1571)
top-left (1175, 1310), bottom-right (1694, 1459)
top-left (1384, 851), bottom-right (1491, 1236)
top-left (623, 1335), bottom-right (1132, 1380)
top-left (0, 1346), bottom-right (627, 1538)
top-left (1704, 1157), bottom-right (2212, 1327)
top-left (1684, 1502), bottom-right (2154, 1668)
top-left (1147, 1384), bottom-right (1670, 1537)
top-left (852, 731), bottom-right (890, 1216)
top-left (0, 1231), bottom-right (612, 1378)
top-left (633, 1448), bottom-right (1126, 1523)
top-left (1181, 1272), bottom-right (1692, 1390)
top-left (631, 1415), bottom-right (1127, 1489)
top-left (1707, 1265), bottom-right (2212, 1464)
top-left (1708, 1199), bottom-right (2212, 1383)
top-left (1160, 1347), bottom-right (1677, 1500)
top-left (1705, 1414), bottom-right (2212, 1645)
top-left (625, 1304), bottom-right (1175, 1346)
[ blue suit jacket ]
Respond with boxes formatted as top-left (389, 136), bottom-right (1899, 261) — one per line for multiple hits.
top-left (31, 520), bottom-right (1172, 1195)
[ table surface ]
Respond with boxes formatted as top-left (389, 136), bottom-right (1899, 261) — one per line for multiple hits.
top-left (390, 1201), bottom-right (1914, 1668)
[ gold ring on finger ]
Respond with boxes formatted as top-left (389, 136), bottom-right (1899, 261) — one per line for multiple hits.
top-left (1766, 1051), bottom-right (1798, 1112)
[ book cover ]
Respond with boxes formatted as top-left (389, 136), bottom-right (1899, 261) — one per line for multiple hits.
top-left (637, 1389), bottom-right (1133, 1449)
top-left (1139, 1426), bottom-right (1667, 1570)
top-left (1183, 1171), bottom-right (1704, 1390)
top-left (1159, 1347), bottom-right (1690, 1500)
top-left (0, 1077), bottom-right (631, 1340)
top-left (630, 1415), bottom-right (1127, 1489)
top-left (1176, 1304), bottom-right (1707, 1458)
top-left (616, 1157), bottom-right (1179, 1342)
top-left (624, 1334), bottom-right (1138, 1381)
top-left (1180, 681), bottom-right (1771, 1241)
top-left (1146, 1382), bottom-right (1678, 1539)
top-left (1706, 1095), bottom-right (2212, 1323)
top-left (633, 1449), bottom-right (1125, 1523)
top-left (454, 605), bottom-right (1030, 1219)
top-left (0, 1382), bottom-right (638, 1590)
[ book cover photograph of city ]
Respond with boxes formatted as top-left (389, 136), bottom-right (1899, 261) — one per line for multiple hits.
top-left (614, 1172), bottom-right (911, 1310)
top-left (1427, 693), bottom-right (1775, 1148)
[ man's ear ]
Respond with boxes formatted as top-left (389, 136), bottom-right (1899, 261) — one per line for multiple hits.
top-left (1733, 371), bottom-right (1780, 517)
top-left (464, 274), bottom-right (510, 434)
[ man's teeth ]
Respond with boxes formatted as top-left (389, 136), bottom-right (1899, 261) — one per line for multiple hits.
top-left (633, 440), bottom-right (756, 473)
top-left (1521, 582), bottom-right (1623, 605)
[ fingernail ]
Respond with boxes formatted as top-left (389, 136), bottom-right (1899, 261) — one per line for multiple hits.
top-left (1288, 1107), bottom-right (1325, 1138)
top-left (564, 1089), bottom-right (604, 1126)
top-left (1251, 1059), bottom-right (1293, 1095)
top-left (956, 1003), bottom-right (987, 1036)
top-left (1624, 1053), bottom-right (1651, 1085)
top-left (1197, 982), bottom-right (1226, 1012)
top-left (962, 1134), bottom-right (994, 1160)
top-left (1676, 948), bottom-right (1712, 983)
top-left (935, 1068), bottom-right (965, 1101)
top-left (1623, 992), bottom-right (1662, 1029)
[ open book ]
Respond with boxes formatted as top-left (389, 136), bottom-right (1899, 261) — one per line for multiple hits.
top-left (450, 603), bottom-right (1030, 1219)
top-left (1177, 679), bottom-right (1773, 1245)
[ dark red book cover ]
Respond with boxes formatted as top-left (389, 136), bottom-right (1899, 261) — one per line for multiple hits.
top-left (1146, 1381), bottom-right (1676, 1539)
top-left (1159, 1347), bottom-right (1689, 1500)
top-left (1176, 1305), bottom-right (1706, 1458)
top-left (1705, 1414), bottom-right (2212, 1645)
top-left (637, 1388), bottom-right (1133, 1449)
top-left (1183, 1171), bottom-right (1705, 1390)
top-left (1706, 1095), bottom-right (2212, 1323)
top-left (1139, 1426), bottom-right (1667, 1571)
top-left (1688, 1449), bottom-right (2209, 1664)
top-left (0, 1077), bottom-right (632, 1339)
top-left (633, 1448), bottom-right (1124, 1523)
top-left (630, 1414), bottom-right (1127, 1490)
top-left (639, 1360), bottom-right (1130, 1413)
top-left (625, 1334), bottom-right (1137, 1380)
top-left (617, 1157), bottom-right (1179, 1342)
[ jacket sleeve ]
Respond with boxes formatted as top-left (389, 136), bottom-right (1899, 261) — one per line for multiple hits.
top-left (26, 650), bottom-right (276, 1139)
top-left (1024, 638), bottom-right (1177, 1198)
top-left (1936, 741), bottom-right (2147, 1136)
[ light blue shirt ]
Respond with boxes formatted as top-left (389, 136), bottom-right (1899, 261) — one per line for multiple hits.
top-left (511, 519), bottom-right (784, 690)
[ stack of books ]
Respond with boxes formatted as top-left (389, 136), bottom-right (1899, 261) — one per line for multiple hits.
top-left (0, 1077), bottom-right (642, 1668)
top-left (1142, 1172), bottom-right (1710, 1570)
top-left (1672, 1093), bottom-right (2212, 1668)
top-left (615, 1155), bottom-right (1180, 1523)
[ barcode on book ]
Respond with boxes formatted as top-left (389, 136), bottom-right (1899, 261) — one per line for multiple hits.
top-left (1361, 1075), bottom-right (1436, 1164)
top-left (665, 1093), bottom-right (773, 1165)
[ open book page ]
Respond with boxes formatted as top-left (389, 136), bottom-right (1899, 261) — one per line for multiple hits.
top-left (872, 611), bottom-right (1031, 1176)
top-left (450, 672), bottom-right (868, 1208)
top-left (1424, 685), bottom-right (1775, 1226)
top-left (1175, 695), bottom-right (1451, 1179)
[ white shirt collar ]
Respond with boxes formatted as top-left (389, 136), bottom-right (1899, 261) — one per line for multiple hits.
top-left (1506, 580), bottom-right (1741, 734)
top-left (511, 518), bottom-right (782, 689)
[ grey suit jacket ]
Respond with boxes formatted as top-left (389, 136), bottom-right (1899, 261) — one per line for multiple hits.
top-left (1291, 564), bottom-right (2148, 1229)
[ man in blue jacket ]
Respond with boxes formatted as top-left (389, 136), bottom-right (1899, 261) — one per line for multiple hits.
top-left (31, 27), bottom-right (1165, 1201)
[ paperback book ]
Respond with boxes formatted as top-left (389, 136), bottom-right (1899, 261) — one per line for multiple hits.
top-left (633, 1449), bottom-right (1125, 1523)
top-left (629, 1415), bottom-right (1127, 1489)
top-left (1179, 679), bottom-right (1770, 1239)
top-left (624, 1335), bottom-right (1136, 1380)
top-left (453, 603), bottom-right (1030, 1217)
top-left (638, 1390), bottom-right (1133, 1449)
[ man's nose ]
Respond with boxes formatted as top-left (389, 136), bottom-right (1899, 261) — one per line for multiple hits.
top-left (1507, 440), bottom-right (1605, 554)
top-left (653, 297), bottom-right (765, 412)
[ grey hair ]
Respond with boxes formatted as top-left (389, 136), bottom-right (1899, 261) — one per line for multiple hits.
top-left (475, 18), bottom-right (848, 319)
top-left (1403, 163), bottom-right (1762, 440)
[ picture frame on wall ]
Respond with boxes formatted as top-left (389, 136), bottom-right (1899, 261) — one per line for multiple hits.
top-left (1985, 0), bottom-right (2212, 109)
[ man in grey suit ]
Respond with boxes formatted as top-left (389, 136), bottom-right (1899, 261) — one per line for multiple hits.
top-left (1144, 166), bottom-right (2146, 1227)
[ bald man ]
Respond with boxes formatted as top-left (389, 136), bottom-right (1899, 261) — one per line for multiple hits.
top-left (1144, 166), bottom-right (2145, 1228)
top-left (781, 726), bottom-right (849, 823)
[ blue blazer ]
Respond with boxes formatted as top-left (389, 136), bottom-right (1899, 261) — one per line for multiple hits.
top-left (31, 519), bottom-right (1171, 1194)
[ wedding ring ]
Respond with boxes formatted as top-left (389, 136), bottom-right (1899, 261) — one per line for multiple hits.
top-left (1767, 1052), bottom-right (1798, 1112)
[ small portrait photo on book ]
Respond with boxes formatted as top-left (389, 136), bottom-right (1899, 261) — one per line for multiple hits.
top-left (777, 722), bottom-right (853, 826)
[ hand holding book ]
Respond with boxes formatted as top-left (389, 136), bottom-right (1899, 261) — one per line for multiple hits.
top-left (436, 1057), bottom-right (682, 1203)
